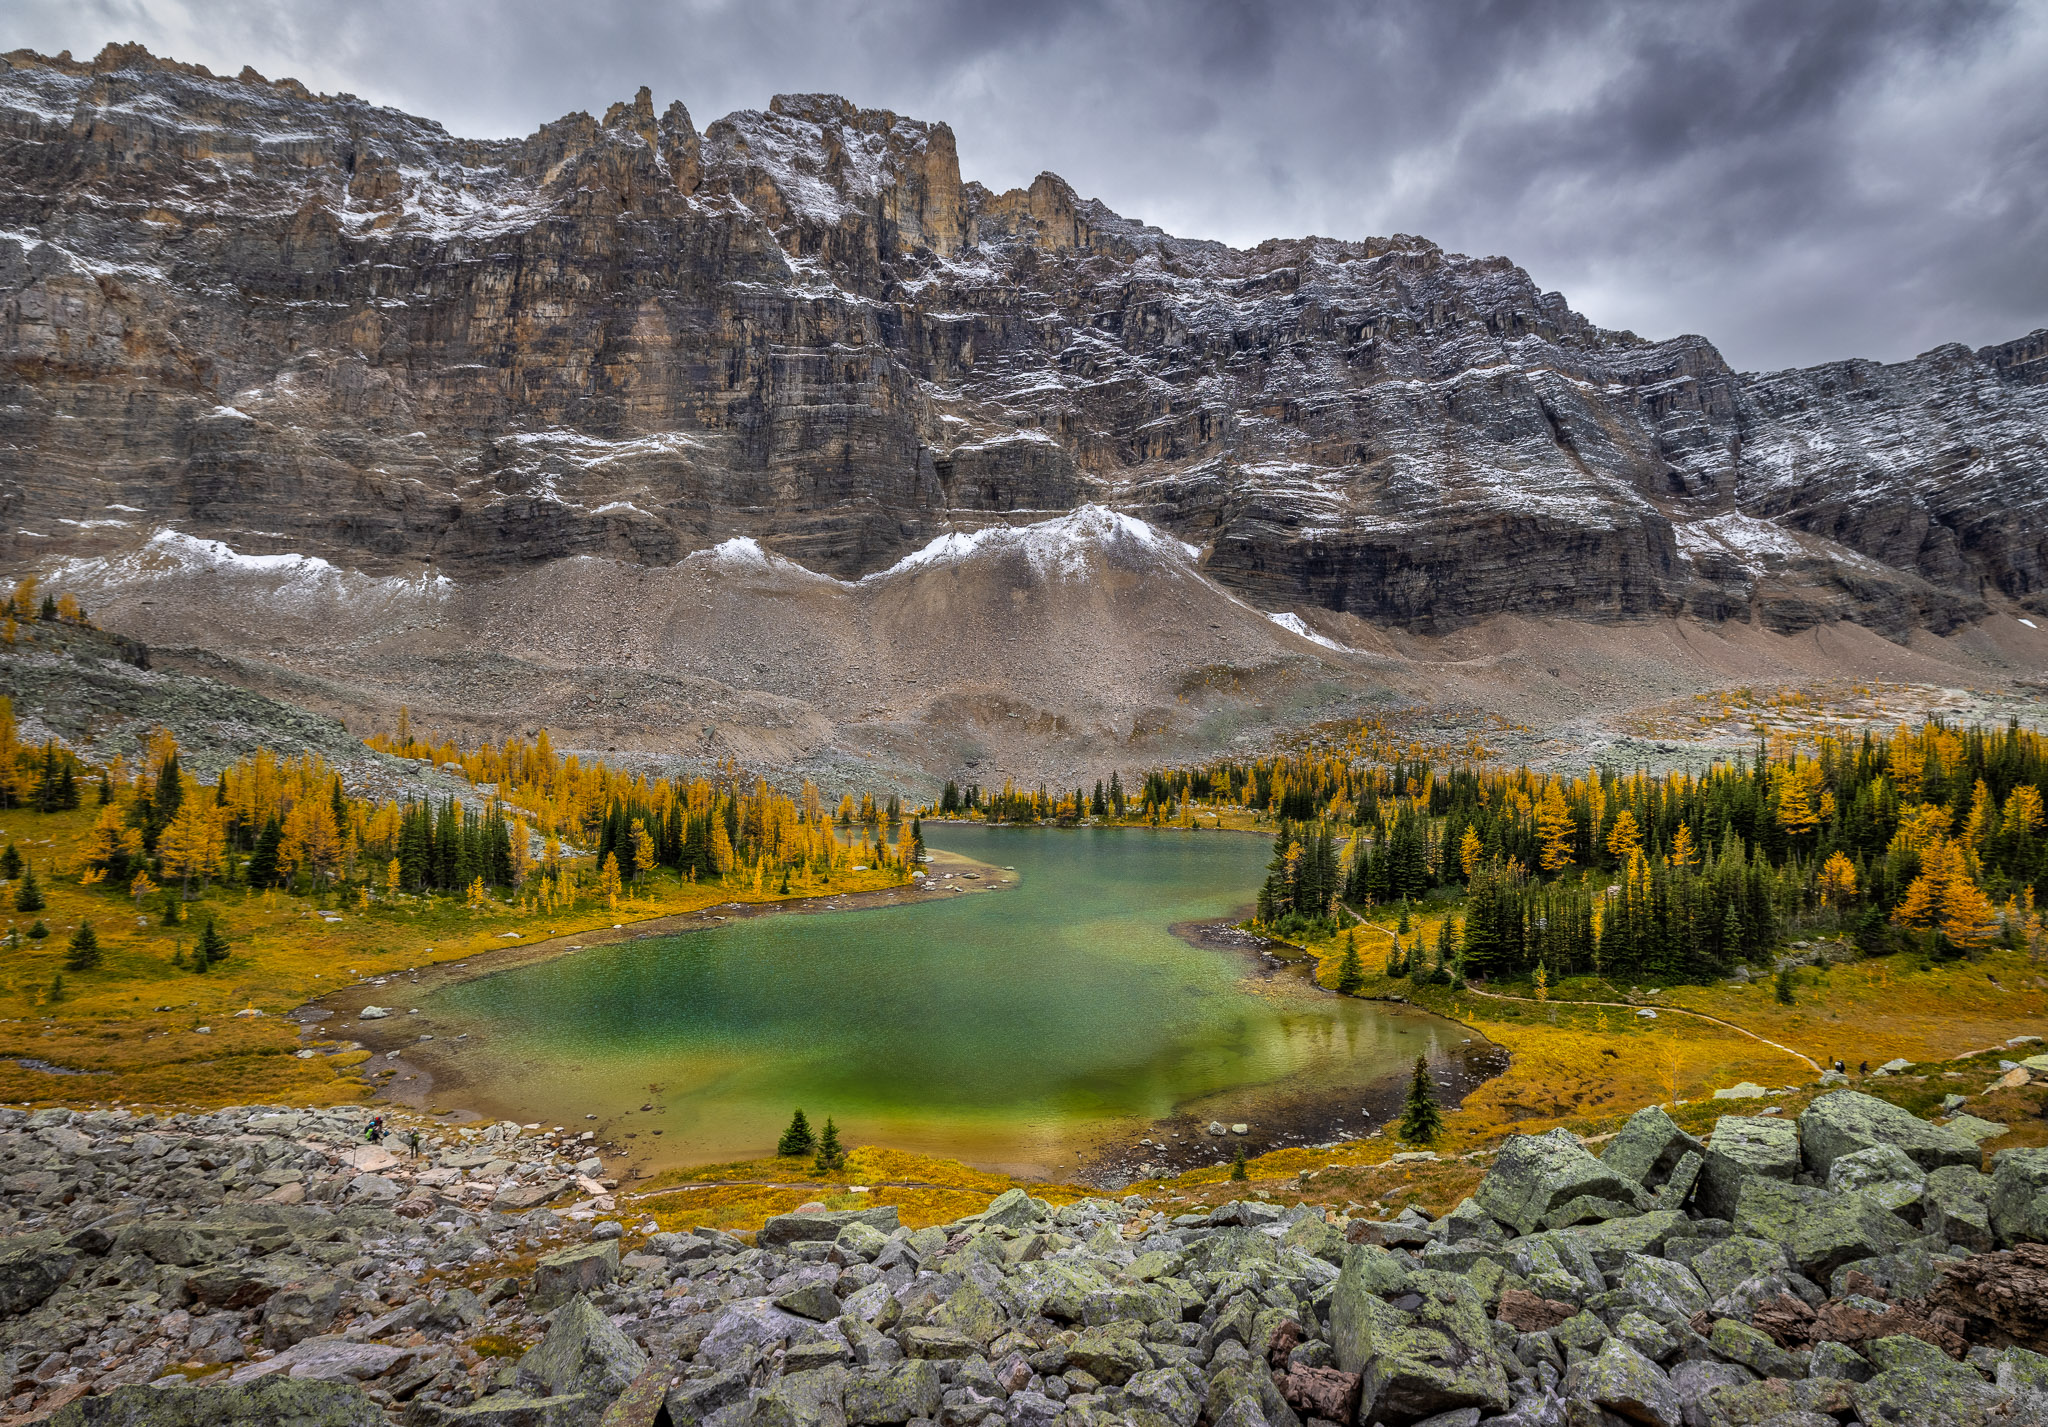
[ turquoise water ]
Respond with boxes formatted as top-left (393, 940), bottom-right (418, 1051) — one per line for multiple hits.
top-left (414, 825), bottom-right (1452, 1174)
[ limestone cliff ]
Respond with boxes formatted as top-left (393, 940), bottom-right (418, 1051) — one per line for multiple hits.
top-left (2, 42), bottom-right (2044, 642)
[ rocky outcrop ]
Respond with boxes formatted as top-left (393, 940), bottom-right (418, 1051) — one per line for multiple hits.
top-left (1, 42), bottom-right (2044, 644)
top-left (5, 1092), bottom-right (2048, 1427)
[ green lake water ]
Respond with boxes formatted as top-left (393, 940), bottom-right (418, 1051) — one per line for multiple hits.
top-left (412, 825), bottom-right (1458, 1175)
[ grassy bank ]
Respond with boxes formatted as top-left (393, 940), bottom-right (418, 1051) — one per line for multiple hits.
top-left (0, 803), bottom-right (908, 1106)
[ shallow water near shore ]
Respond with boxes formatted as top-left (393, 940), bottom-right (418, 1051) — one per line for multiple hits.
top-left (404, 824), bottom-right (1465, 1177)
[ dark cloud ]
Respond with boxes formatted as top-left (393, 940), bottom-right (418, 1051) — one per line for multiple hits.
top-left (5, 0), bottom-right (2043, 370)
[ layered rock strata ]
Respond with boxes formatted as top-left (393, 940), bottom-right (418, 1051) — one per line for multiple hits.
top-left (1, 44), bottom-right (2044, 643)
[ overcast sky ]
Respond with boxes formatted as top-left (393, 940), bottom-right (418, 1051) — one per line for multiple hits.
top-left (7, 0), bottom-right (2045, 371)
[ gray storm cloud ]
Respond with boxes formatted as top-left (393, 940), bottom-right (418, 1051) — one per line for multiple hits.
top-left (4, 0), bottom-right (2044, 370)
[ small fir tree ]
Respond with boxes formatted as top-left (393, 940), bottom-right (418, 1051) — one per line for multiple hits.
top-left (196, 918), bottom-right (229, 969)
top-left (13, 865), bottom-right (43, 913)
top-left (159, 888), bottom-right (183, 926)
top-left (0, 843), bottom-right (20, 879)
top-left (1335, 930), bottom-right (1364, 995)
top-left (1774, 964), bottom-right (1796, 1006)
top-left (46, 973), bottom-right (64, 1003)
top-left (1230, 1144), bottom-right (1248, 1181)
top-left (1398, 1055), bottom-right (1443, 1146)
top-left (777, 1109), bottom-right (816, 1157)
top-left (811, 1118), bottom-right (846, 1175)
top-left (26, 919), bottom-right (48, 940)
top-left (64, 921), bottom-right (100, 970)
top-left (1396, 902), bottom-right (1412, 936)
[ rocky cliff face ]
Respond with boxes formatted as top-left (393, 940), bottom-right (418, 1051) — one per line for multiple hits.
top-left (2, 43), bottom-right (2044, 642)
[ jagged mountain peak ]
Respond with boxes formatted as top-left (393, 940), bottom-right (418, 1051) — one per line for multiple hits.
top-left (0, 41), bottom-right (2042, 661)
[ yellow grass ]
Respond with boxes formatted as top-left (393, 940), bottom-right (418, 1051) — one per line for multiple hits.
top-left (0, 804), bottom-right (908, 1108)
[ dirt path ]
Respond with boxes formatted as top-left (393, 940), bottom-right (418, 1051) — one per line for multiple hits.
top-left (1456, 986), bottom-right (1822, 1074)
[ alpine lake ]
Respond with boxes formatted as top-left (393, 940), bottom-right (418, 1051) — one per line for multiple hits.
top-left (374, 824), bottom-right (1480, 1179)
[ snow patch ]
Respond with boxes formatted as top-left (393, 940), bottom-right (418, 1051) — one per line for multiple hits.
top-left (1266, 612), bottom-right (1351, 652)
top-left (681, 536), bottom-right (838, 583)
top-left (1674, 513), bottom-right (1810, 573)
top-left (2021, 618), bottom-right (2039, 630)
top-left (49, 529), bottom-right (452, 602)
top-left (869, 505), bottom-right (1200, 582)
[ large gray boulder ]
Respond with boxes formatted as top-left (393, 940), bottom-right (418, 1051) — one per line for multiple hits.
top-left (1599, 1107), bottom-right (1704, 1189)
top-left (516, 1295), bottom-right (649, 1400)
top-left (1989, 1146), bottom-right (2048, 1247)
top-left (842, 1361), bottom-right (940, 1425)
top-left (0, 1231), bottom-right (81, 1315)
top-left (1697, 1116), bottom-right (1800, 1221)
top-left (260, 1278), bottom-right (346, 1349)
top-left (1562, 1338), bottom-right (1682, 1427)
top-left (1330, 1262), bottom-right (1510, 1422)
top-left (1797, 1090), bottom-right (1981, 1176)
top-left (530, 1242), bottom-right (619, 1312)
top-left (748, 1365), bottom-right (847, 1427)
top-left (757, 1207), bottom-right (900, 1248)
top-left (1473, 1129), bottom-right (1635, 1237)
top-left (51, 1380), bottom-right (384, 1427)
top-left (1731, 1178), bottom-right (1902, 1281)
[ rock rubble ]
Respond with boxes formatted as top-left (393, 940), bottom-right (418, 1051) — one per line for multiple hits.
top-left (2, 1091), bottom-right (2046, 1427)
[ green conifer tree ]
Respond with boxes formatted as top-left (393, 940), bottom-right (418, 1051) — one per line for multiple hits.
top-left (1398, 1055), bottom-right (1443, 1146)
top-left (777, 1109), bottom-right (816, 1157)
top-left (1230, 1143), bottom-right (1248, 1181)
top-left (1396, 901), bottom-right (1412, 936)
top-left (811, 1118), bottom-right (846, 1175)
top-left (46, 973), bottom-right (63, 1003)
top-left (1774, 963), bottom-right (1795, 1006)
top-left (14, 865), bottom-right (43, 913)
top-left (0, 844), bottom-right (19, 879)
top-left (1335, 929), bottom-right (1364, 995)
top-left (197, 918), bottom-right (229, 969)
top-left (26, 919), bottom-right (48, 940)
top-left (64, 921), bottom-right (100, 971)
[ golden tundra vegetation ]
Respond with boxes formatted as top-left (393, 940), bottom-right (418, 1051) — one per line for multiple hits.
top-left (1, 609), bottom-right (2044, 1227)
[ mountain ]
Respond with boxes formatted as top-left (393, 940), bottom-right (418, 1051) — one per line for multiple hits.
top-left (2, 44), bottom-right (2044, 782)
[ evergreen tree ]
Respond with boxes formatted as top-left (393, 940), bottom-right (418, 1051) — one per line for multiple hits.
top-left (1398, 1055), bottom-right (1443, 1146)
top-left (1335, 930), bottom-right (1364, 995)
top-left (64, 921), bottom-right (100, 971)
top-left (777, 1109), bottom-right (816, 1157)
top-left (38, 594), bottom-right (56, 621)
top-left (197, 918), bottom-right (229, 969)
top-left (247, 818), bottom-right (283, 889)
top-left (0, 843), bottom-right (19, 880)
top-left (159, 888), bottom-right (183, 926)
top-left (1396, 902), bottom-right (1412, 936)
top-left (910, 817), bottom-right (925, 861)
top-left (1230, 1143), bottom-right (1248, 1181)
top-left (1774, 963), bottom-right (1795, 1006)
top-left (13, 865), bottom-right (43, 913)
top-left (54, 763), bottom-right (77, 811)
top-left (26, 919), bottom-right (48, 940)
top-left (811, 1118), bottom-right (846, 1175)
top-left (46, 973), bottom-right (63, 1003)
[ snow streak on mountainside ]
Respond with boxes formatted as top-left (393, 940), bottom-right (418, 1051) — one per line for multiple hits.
top-left (0, 42), bottom-right (2044, 645)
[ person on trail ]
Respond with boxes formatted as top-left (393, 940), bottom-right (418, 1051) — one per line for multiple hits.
top-left (1859, 1060), bottom-right (1869, 1076)
top-left (408, 1129), bottom-right (421, 1158)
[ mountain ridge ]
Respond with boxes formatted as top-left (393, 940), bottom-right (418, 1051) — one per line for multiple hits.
top-left (1, 42), bottom-right (2045, 783)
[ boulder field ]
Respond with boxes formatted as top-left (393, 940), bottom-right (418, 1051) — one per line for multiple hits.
top-left (1, 1092), bottom-right (2046, 1427)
